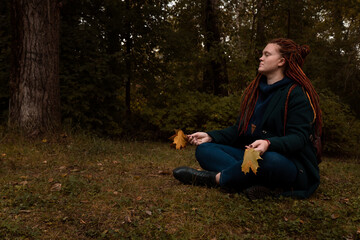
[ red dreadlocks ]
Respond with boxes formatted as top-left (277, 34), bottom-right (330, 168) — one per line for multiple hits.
top-left (238, 38), bottom-right (322, 138)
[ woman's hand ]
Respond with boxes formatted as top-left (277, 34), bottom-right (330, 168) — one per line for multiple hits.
top-left (246, 139), bottom-right (270, 155)
top-left (187, 132), bottom-right (212, 146)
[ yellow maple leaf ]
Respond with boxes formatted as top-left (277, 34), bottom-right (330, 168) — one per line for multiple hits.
top-left (241, 148), bottom-right (263, 175)
top-left (169, 129), bottom-right (188, 150)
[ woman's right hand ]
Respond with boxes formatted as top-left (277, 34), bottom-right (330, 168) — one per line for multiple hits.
top-left (187, 132), bottom-right (212, 146)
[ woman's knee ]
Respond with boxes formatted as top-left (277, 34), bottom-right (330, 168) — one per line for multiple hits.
top-left (195, 142), bottom-right (213, 157)
top-left (258, 151), bottom-right (297, 184)
top-left (261, 152), bottom-right (292, 168)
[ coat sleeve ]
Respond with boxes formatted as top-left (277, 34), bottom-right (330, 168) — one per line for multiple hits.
top-left (267, 86), bottom-right (315, 154)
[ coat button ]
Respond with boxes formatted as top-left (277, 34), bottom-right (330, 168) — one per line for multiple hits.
top-left (262, 130), bottom-right (267, 134)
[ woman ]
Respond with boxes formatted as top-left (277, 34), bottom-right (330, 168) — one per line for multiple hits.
top-left (173, 38), bottom-right (322, 199)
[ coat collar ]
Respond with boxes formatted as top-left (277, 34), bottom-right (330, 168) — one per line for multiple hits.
top-left (260, 79), bottom-right (295, 127)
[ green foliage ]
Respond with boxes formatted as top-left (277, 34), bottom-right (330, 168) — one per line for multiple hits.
top-left (142, 91), bottom-right (240, 134)
top-left (59, 0), bottom-right (172, 136)
top-left (1, 0), bottom-right (359, 156)
top-left (319, 88), bottom-right (360, 156)
top-left (60, 1), bottom-right (126, 135)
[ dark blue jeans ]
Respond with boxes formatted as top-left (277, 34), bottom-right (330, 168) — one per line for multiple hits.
top-left (195, 143), bottom-right (298, 190)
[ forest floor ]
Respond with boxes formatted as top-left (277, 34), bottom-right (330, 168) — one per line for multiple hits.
top-left (0, 132), bottom-right (360, 239)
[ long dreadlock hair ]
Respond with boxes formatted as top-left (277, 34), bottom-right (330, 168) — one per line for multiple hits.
top-left (238, 38), bottom-right (322, 138)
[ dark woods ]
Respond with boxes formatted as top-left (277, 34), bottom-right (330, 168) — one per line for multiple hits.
top-left (0, 0), bottom-right (359, 156)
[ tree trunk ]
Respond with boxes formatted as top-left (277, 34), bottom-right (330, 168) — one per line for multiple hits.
top-left (254, 0), bottom-right (265, 59)
top-left (125, 0), bottom-right (132, 115)
top-left (10, 0), bottom-right (61, 136)
top-left (287, 0), bottom-right (291, 38)
top-left (203, 0), bottom-right (228, 96)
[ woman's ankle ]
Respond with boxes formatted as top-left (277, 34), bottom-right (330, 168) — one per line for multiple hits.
top-left (215, 173), bottom-right (221, 184)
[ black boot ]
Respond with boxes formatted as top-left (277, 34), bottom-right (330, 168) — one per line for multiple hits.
top-left (173, 166), bottom-right (218, 188)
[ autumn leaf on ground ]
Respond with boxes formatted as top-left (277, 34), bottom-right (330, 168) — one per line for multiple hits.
top-left (169, 129), bottom-right (188, 150)
top-left (241, 148), bottom-right (263, 174)
top-left (50, 183), bottom-right (62, 192)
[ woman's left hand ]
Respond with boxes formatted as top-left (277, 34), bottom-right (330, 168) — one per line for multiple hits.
top-left (246, 140), bottom-right (270, 155)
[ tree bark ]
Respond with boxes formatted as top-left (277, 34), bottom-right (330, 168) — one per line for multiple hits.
top-left (254, 0), bottom-right (265, 59)
top-left (10, 0), bottom-right (61, 136)
top-left (287, 0), bottom-right (291, 38)
top-left (203, 0), bottom-right (228, 96)
top-left (125, 0), bottom-right (132, 115)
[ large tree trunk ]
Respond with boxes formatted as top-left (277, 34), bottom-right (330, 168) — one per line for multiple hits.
top-left (203, 0), bottom-right (228, 96)
top-left (9, 0), bottom-right (61, 136)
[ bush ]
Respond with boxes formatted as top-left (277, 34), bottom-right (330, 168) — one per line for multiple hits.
top-left (319, 89), bottom-right (360, 157)
top-left (140, 89), bottom-right (360, 157)
top-left (141, 91), bottom-right (240, 134)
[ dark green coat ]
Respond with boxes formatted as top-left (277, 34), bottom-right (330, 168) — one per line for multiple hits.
top-left (207, 82), bottom-right (319, 199)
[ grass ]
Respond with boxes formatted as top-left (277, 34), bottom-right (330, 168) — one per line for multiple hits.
top-left (0, 132), bottom-right (360, 239)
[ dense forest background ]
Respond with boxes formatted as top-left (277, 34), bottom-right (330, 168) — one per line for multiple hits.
top-left (0, 0), bottom-right (359, 156)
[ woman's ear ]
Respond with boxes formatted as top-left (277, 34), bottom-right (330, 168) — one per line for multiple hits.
top-left (278, 57), bottom-right (286, 67)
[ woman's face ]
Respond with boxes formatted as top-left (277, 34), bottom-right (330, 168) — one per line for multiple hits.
top-left (258, 43), bottom-right (285, 75)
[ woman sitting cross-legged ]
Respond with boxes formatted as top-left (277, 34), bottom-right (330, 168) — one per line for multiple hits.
top-left (173, 38), bottom-right (322, 199)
